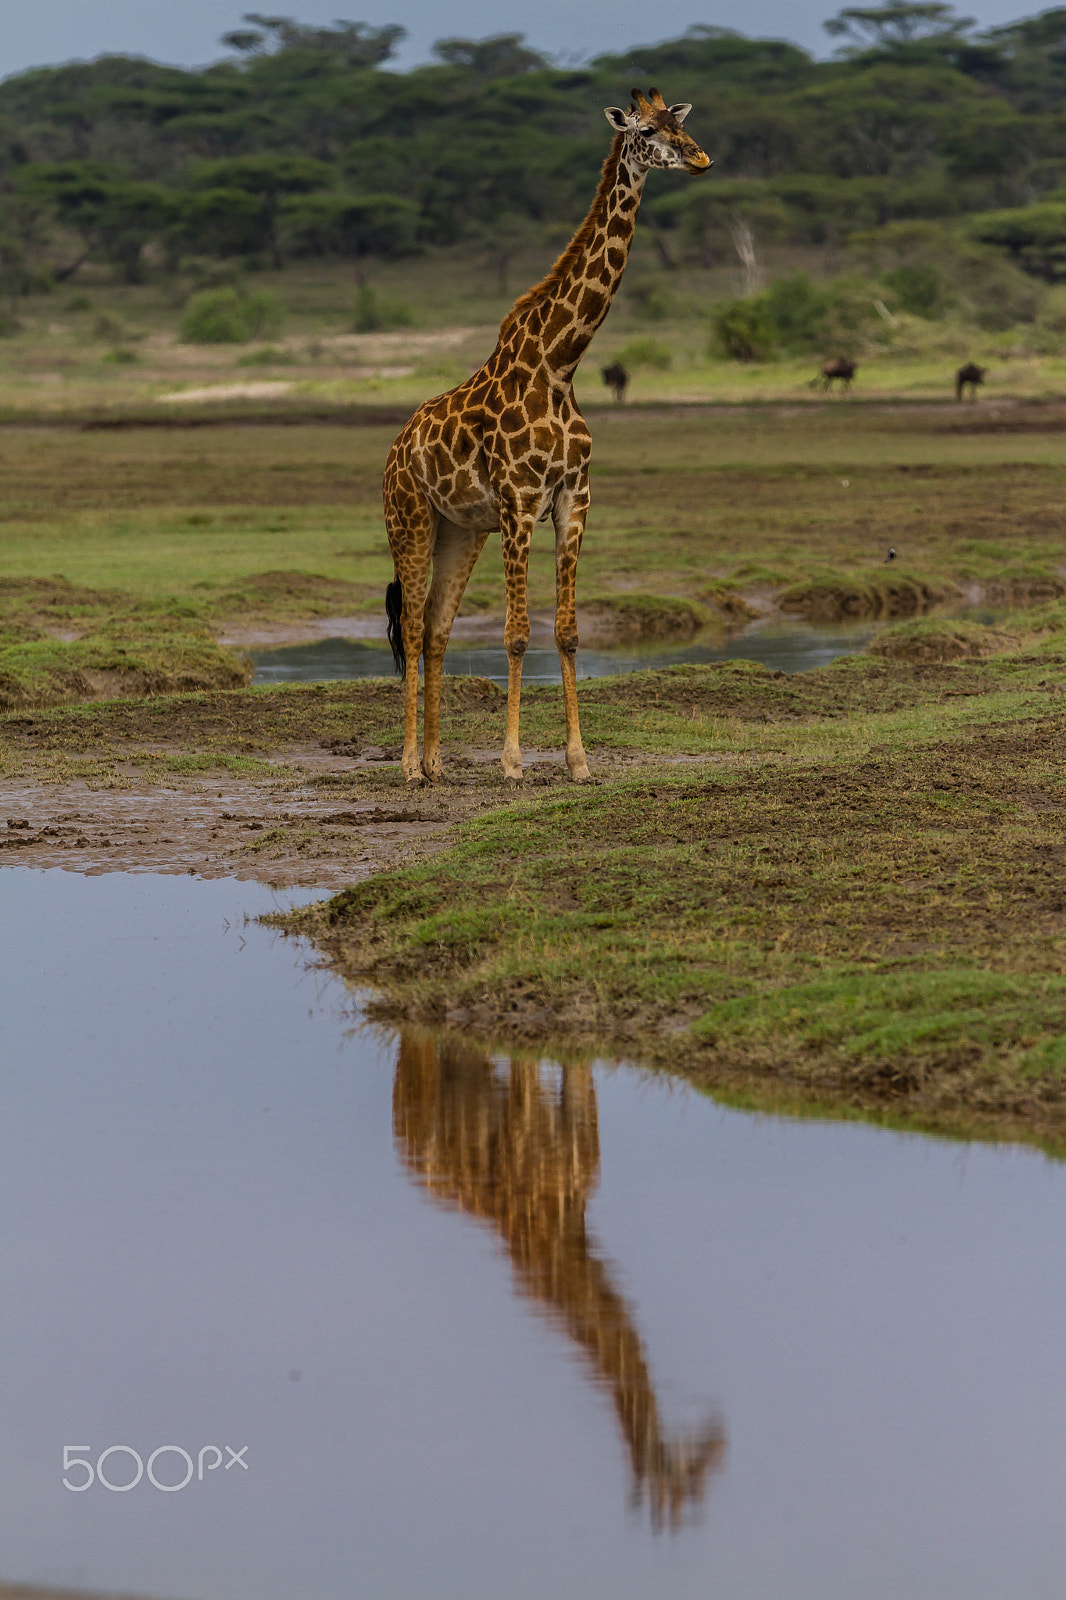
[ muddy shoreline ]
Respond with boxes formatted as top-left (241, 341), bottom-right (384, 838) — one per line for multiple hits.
top-left (7, 586), bottom-right (1066, 1154)
top-left (0, 717), bottom-right (662, 890)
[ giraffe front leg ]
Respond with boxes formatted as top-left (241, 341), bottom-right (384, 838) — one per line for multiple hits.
top-left (501, 506), bottom-right (533, 782)
top-left (554, 493), bottom-right (591, 782)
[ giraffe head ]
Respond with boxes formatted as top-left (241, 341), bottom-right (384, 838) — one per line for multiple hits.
top-left (605, 87), bottom-right (711, 175)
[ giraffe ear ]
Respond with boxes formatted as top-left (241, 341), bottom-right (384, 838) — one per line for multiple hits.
top-left (669, 102), bottom-right (692, 123)
top-left (604, 106), bottom-right (633, 131)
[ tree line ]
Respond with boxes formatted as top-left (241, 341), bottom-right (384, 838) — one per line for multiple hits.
top-left (2, 3), bottom-right (1066, 294)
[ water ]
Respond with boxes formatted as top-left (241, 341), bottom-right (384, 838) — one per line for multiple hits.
top-left (249, 619), bottom-right (876, 687)
top-left (3, 867), bottom-right (1066, 1600)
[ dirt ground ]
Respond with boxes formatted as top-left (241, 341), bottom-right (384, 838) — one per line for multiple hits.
top-left (0, 641), bottom-right (1045, 891)
top-left (0, 735), bottom-right (658, 889)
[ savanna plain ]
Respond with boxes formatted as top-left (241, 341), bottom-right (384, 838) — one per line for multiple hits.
top-left (4, 288), bottom-right (1066, 1152)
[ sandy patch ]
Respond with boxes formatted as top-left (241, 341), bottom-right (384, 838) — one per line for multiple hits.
top-left (158, 381), bottom-right (295, 404)
top-left (342, 365), bottom-right (416, 379)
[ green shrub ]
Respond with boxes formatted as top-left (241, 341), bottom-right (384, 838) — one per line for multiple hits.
top-left (762, 272), bottom-right (832, 350)
top-left (615, 336), bottom-right (672, 369)
top-left (180, 286), bottom-right (285, 344)
top-left (712, 272), bottom-right (879, 362)
top-left (956, 251), bottom-right (1043, 330)
top-left (711, 298), bottom-right (776, 361)
top-left (180, 288), bottom-right (246, 342)
top-left (882, 262), bottom-right (949, 318)
top-left (235, 345), bottom-right (296, 366)
top-left (352, 284), bottom-right (415, 332)
top-left (102, 346), bottom-right (138, 364)
top-left (814, 276), bottom-right (881, 358)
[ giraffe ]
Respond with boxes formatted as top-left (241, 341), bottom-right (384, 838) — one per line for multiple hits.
top-left (393, 1031), bottom-right (727, 1528)
top-left (382, 88), bottom-right (711, 784)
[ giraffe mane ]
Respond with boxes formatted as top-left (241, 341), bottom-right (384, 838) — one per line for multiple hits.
top-left (497, 133), bottom-right (625, 339)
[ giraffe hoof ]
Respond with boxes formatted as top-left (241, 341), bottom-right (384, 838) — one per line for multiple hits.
top-left (569, 765), bottom-right (592, 783)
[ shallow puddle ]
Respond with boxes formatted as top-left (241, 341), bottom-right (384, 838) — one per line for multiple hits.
top-left (3, 868), bottom-right (1066, 1600)
top-left (250, 618), bottom-right (876, 686)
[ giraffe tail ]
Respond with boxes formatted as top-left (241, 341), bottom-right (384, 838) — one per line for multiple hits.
top-left (385, 579), bottom-right (405, 675)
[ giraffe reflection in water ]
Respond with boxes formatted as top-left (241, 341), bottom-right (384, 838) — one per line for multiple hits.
top-left (393, 1033), bottom-right (726, 1530)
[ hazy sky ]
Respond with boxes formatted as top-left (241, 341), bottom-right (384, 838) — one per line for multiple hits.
top-left (0, 0), bottom-right (1048, 81)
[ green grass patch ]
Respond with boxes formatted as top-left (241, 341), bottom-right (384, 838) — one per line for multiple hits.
top-left (693, 969), bottom-right (1066, 1063)
top-left (287, 695), bottom-right (1066, 1147)
top-left (1, 413), bottom-right (1066, 632)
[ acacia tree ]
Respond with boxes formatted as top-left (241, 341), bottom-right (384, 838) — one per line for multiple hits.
top-left (277, 191), bottom-right (419, 264)
top-left (187, 154), bottom-right (332, 266)
top-left (431, 34), bottom-right (549, 76)
top-left (824, 3), bottom-right (975, 48)
top-left (221, 14), bottom-right (405, 66)
top-left (14, 163), bottom-right (177, 281)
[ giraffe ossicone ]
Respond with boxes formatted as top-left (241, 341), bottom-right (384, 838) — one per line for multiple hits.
top-left (382, 88), bottom-right (711, 784)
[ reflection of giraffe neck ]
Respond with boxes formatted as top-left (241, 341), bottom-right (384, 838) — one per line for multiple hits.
top-left (393, 1035), bottom-right (725, 1528)
top-left (496, 134), bottom-right (647, 384)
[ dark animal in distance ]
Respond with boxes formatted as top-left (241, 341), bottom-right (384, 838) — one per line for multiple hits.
top-left (820, 357), bottom-right (856, 393)
top-left (601, 361), bottom-right (629, 403)
top-left (956, 362), bottom-right (986, 401)
top-left (885, 546), bottom-right (896, 563)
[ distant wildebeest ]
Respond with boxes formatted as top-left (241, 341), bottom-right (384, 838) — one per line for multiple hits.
top-left (955, 361), bottom-right (986, 401)
top-left (602, 361), bottom-right (629, 403)
top-left (820, 356), bottom-right (856, 393)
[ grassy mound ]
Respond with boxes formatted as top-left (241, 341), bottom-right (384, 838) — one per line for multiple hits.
top-left (0, 632), bottom-right (250, 710)
top-left (870, 619), bottom-right (1020, 662)
top-left (580, 594), bottom-right (714, 641)
top-left (777, 570), bottom-right (956, 620)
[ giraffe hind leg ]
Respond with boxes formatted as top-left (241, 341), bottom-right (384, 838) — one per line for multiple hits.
top-left (421, 520), bottom-right (491, 781)
top-left (385, 478), bottom-right (436, 784)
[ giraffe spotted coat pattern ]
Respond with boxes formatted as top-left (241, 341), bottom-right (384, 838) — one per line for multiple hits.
top-left (383, 88), bottom-right (711, 784)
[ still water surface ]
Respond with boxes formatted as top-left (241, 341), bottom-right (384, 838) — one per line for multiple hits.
top-left (250, 618), bottom-right (876, 686)
top-left (2, 868), bottom-right (1066, 1600)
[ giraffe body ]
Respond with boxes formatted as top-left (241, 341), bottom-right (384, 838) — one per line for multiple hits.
top-left (383, 89), bottom-right (710, 784)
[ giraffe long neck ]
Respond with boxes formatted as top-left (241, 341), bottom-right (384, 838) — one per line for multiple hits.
top-left (500, 135), bottom-right (647, 383)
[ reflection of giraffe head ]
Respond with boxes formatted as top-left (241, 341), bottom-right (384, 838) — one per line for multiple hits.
top-left (633, 1419), bottom-right (728, 1533)
top-left (605, 87), bottom-right (712, 174)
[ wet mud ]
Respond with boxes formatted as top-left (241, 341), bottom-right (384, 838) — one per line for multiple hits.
top-left (0, 734), bottom-right (653, 888)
